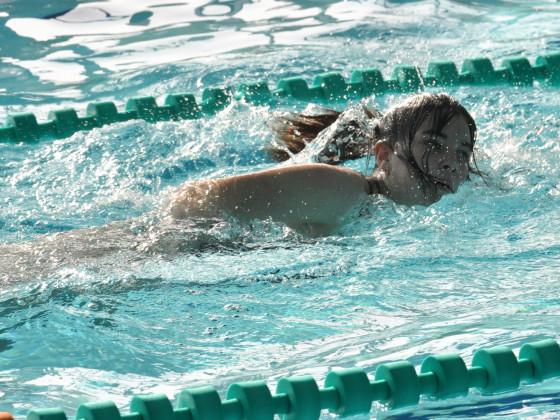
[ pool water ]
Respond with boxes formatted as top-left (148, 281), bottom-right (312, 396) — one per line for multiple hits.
top-left (1, 0), bottom-right (560, 418)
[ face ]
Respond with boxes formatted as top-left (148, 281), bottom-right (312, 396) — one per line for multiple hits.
top-left (409, 114), bottom-right (473, 202)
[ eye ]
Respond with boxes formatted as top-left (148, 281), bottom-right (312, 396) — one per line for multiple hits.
top-left (424, 135), bottom-right (445, 150)
top-left (457, 149), bottom-right (471, 162)
top-left (457, 148), bottom-right (472, 162)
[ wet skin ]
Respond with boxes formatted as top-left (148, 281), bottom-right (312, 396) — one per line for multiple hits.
top-left (384, 114), bottom-right (473, 206)
top-left (411, 114), bottom-right (473, 197)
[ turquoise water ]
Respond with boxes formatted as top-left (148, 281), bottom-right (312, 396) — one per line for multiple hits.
top-left (1, 0), bottom-right (560, 418)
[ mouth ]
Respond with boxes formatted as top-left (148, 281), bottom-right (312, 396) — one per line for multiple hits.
top-left (425, 175), bottom-right (453, 194)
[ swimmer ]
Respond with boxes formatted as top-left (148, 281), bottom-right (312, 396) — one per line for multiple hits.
top-left (167, 93), bottom-right (478, 236)
top-left (0, 93), bottom-right (478, 283)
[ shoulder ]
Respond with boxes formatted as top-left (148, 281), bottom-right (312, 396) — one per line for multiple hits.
top-left (276, 163), bottom-right (366, 178)
top-left (289, 164), bottom-right (370, 193)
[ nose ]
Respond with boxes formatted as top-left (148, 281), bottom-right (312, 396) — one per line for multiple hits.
top-left (440, 148), bottom-right (460, 172)
top-left (441, 162), bottom-right (458, 172)
top-left (438, 154), bottom-right (462, 192)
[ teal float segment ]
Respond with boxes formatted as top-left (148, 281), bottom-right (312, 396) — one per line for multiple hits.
top-left (87, 101), bottom-right (137, 125)
top-left (317, 384), bottom-right (339, 411)
top-left (226, 381), bottom-right (276, 420)
top-left (535, 52), bottom-right (560, 85)
top-left (426, 61), bottom-right (460, 86)
top-left (312, 73), bottom-right (349, 101)
top-left (5, 112), bottom-right (41, 143)
top-left (2, 53), bottom-right (559, 144)
top-left (471, 346), bottom-right (521, 394)
top-left (374, 361), bottom-right (421, 409)
top-left (121, 414), bottom-right (143, 420)
top-left (276, 376), bottom-right (321, 420)
top-left (462, 57), bottom-right (503, 84)
top-left (0, 126), bottom-right (16, 143)
top-left (164, 94), bottom-right (202, 119)
top-left (48, 108), bottom-right (97, 138)
top-left (21, 339), bottom-right (560, 420)
top-left (173, 408), bottom-right (193, 420)
top-left (26, 408), bottom-right (67, 420)
top-left (350, 68), bottom-right (387, 95)
top-left (126, 97), bottom-right (177, 123)
top-left (501, 57), bottom-right (535, 86)
top-left (324, 367), bottom-right (372, 416)
top-left (177, 386), bottom-right (223, 420)
top-left (235, 81), bottom-right (272, 105)
top-left (275, 77), bottom-right (311, 101)
top-left (420, 353), bottom-right (469, 399)
top-left (200, 87), bottom-right (233, 114)
top-left (75, 401), bottom-right (122, 420)
top-left (519, 339), bottom-right (560, 382)
top-left (391, 65), bottom-right (425, 92)
top-left (130, 394), bottom-right (176, 420)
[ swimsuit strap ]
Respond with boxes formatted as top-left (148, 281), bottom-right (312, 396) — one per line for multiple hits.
top-left (366, 176), bottom-right (384, 196)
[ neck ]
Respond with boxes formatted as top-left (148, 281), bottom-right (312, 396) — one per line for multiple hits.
top-left (369, 167), bottom-right (436, 206)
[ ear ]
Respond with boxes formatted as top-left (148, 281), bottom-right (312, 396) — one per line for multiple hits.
top-left (374, 141), bottom-right (393, 173)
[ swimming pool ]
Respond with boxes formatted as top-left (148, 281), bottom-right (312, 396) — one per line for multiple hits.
top-left (1, 0), bottom-right (560, 418)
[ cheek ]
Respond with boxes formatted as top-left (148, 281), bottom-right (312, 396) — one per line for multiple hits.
top-left (424, 151), bottom-right (441, 173)
top-left (460, 164), bottom-right (470, 181)
top-left (411, 145), bottom-right (427, 170)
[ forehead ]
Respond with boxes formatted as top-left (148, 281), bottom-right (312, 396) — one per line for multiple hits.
top-left (417, 114), bottom-right (472, 145)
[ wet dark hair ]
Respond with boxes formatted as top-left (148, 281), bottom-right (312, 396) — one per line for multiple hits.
top-left (267, 107), bottom-right (341, 162)
top-left (268, 92), bottom-right (479, 177)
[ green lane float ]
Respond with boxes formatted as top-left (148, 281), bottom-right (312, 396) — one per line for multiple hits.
top-left (22, 339), bottom-right (560, 420)
top-left (0, 52), bottom-right (559, 145)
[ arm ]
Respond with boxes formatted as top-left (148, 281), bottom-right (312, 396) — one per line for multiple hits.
top-left (167, 164), bottom-right (370, 232)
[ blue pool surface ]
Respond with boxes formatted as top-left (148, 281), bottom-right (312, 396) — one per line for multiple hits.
top-left (0, 0), bottom-right (560, 418)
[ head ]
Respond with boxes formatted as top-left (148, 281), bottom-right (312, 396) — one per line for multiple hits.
top-left (370, 93), bottom-right (477, 205)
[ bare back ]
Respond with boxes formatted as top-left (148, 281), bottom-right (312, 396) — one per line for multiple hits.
top-left (167, 164), bottom-right (371, 235)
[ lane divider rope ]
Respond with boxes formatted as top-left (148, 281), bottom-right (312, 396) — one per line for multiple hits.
top-left (0, 53), bottom-right (559, 145)
top-left (15, 338), bottom-right (560, 420)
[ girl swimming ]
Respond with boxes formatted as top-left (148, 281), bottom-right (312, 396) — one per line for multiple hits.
top-left (167, 93), bottom-right (478, 236)
top-left (0, 93), bottom-right (477, 283)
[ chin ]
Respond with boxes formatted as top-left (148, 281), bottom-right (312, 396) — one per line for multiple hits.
top-left (416, 187), bottom-right (440, 206)
top-left (414, 195), bottom-right (441, 207)
top-left (428, 195), bottom-right (443, 205)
